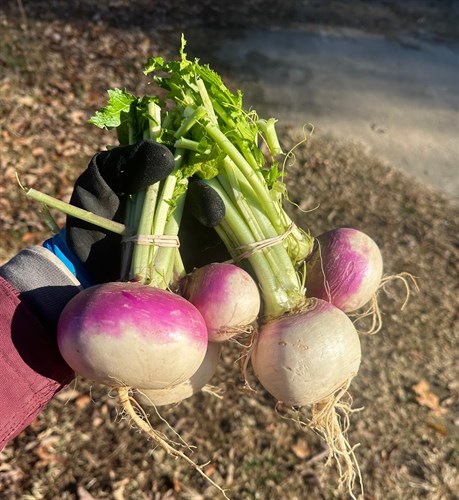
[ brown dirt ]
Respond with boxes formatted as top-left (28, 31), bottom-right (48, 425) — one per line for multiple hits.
top-left (1, 1), bottom-right (458, 499)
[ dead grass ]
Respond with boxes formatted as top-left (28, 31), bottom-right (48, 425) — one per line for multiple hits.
top-left (1, 2), bottom-right (458, 499)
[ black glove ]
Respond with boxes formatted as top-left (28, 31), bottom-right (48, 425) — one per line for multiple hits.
top-left (179, 177), bottom-right (229, 270)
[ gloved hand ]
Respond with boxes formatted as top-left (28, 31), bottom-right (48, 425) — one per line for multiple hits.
top-left (46, 142), bottom-right (229, 285)
top-left (45, 140), bottom-right (176, 286)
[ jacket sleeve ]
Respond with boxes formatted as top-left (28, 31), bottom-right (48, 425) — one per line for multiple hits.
top-left (0, 247), bottom-right (81, 450)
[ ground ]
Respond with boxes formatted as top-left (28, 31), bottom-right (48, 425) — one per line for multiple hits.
top-left (0, 1), bottom-right (458, 499)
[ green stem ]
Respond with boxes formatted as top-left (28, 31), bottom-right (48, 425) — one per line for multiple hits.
top-left (257, 118), bottom-right (283, 156)
top-left (148, 101), bottom-right (162, 139)
top-left (204, 122), bottom-right (283, 233)
top-left (219, 159), bottom-right (299, 290)
top-left (152, 176), bottom-right (177, 240)
top-left (206, 177), bottom-right (303, 318)
top-left (130, 183), bottom-right (160, 282)
top-left (197, 79), bottom-right (218, 125)
top-left (147, 148), bottom-right (185, 288)
top-left (125, 103), bottom-right (188, 288)
top-left (174, 137), bottom-right (211, 154)
top-left (122, 123), bottom-right (147, 282)
top-left (194, 81), bottom-right (313, 264)
top-left (152, 187), bottom-right (187, 289)
top-left (211, 99), bottom-right (236, 129)
top-left (172, 249), bottom-right (186, 287)
top-left (25, 188), bottom-right (129, 235)
top-left (173, 106), bottom-right (207, 139)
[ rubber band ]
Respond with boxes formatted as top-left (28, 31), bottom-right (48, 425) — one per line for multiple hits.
top-left (122, 234), bottom-right (180, 248)
top-left (232, 224), bottom-right (295, 262)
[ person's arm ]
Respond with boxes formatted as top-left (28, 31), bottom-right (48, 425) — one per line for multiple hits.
top-left (0, 247), bottom-right (79, 450)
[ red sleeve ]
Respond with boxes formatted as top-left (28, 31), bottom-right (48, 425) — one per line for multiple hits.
top-left (0, 277), bottom-right (74, 450)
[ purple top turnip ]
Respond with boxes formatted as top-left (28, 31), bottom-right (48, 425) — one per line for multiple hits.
top-left (305, 228), bottom-right (383, 312)
top-left (180, 262), bottom-right (261, 342)
top-left (251, 299), bottom-right (361, 407)
top-left (57, 282), bottom-right (208, 390)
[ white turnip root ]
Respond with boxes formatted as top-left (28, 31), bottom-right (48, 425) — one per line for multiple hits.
top-left (251, 298), bottom-right (361, 407)
top-left (57, 282), bottom-right (208, 390)
top-left (305, 227), bottom-right (383, 312)
top-left (180, 263), bottom-right (261, 342)
top-left (251, 298), bottom-right (363, 496)
top-left (136, 341), bottom-right (222, 407)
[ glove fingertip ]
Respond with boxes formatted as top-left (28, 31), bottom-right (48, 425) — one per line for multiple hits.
top-left (187, 179), bottom-right (226, 228)
top-left (127, 140), bottom-right (175, 193)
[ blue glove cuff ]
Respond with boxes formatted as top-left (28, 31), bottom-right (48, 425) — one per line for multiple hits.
top-left (43, 229), bottom-right (93, 288)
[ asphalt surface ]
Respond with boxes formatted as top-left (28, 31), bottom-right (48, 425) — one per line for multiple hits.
top-left (188, 28), bottom-right (459, 200)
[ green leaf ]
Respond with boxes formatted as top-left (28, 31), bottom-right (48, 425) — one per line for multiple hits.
top-left (143, 56), bottom-right (165, 75)
top-left (88, 88), bottom-right (136, 129)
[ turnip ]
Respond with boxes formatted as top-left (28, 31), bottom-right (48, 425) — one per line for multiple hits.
top-left (57, 281), bottom-right (229, 497)
top-left (136, 341), bottom-right (222, 407)
top-left (250, 299), bottom-right (363, 496)
top-left (305, 227), bottom-right (383, 312)
top-left (180, 263), bottom-right (261, 342)
top-left (251, 299), bottom-right (361, 407)
top-left (57, 281), bottom-right (208, 390)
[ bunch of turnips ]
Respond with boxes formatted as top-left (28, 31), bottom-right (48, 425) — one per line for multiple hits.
top-left (28, 37), bottom-right (385, 498)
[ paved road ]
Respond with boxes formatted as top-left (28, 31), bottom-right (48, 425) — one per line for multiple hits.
top-left (189, 28), bottom-right (459, 199)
